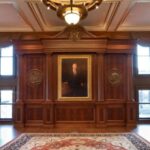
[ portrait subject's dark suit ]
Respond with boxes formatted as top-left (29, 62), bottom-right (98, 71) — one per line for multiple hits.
top-left (62, 68), bottom-right (87, 97)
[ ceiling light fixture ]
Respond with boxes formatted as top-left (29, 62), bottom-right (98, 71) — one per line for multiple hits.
top-left (42, 0), bottom-right (102, 25)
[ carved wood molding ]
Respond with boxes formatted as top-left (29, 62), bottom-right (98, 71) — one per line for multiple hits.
top-left (108, 68), bottom-right (122, 86)
top-left (27, 69), bottom-right (43, 86)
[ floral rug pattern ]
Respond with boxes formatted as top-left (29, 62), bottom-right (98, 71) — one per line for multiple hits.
top-left (1, 133), bottom-right (150, 150)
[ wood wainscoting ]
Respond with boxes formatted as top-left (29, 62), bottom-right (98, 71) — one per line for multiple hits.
top-left (14, 37), bottom-right (137, 128)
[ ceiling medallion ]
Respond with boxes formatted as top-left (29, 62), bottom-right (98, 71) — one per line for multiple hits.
top-left (42, 0), bottom-right (102, 25)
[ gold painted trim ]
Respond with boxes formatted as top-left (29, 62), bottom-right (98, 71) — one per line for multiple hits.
top-left (57, 55), bottom-right (92, 101)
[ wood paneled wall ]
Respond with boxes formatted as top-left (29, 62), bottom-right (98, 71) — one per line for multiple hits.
top-left (25, 54), bottom-right (46, 100)
top-left (14, 38), bottom-right (137, 128)
top-left (104, 54), bottom-right (127, 99)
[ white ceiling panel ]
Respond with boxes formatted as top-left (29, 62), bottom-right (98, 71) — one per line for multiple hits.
top-left (0, 3), bottom-right (32, 31)
top-left (118, 1), bottom-right (150, 31)
top-left (81, 3), bottom-right (111, 26)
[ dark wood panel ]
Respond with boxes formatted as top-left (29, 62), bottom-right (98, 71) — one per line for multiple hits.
top-left (24, 54), bottom-right (46, 100)
top-left (96, 105), bottom-right (105, 123)
top-left (43, 103), bottom-right (54, 124)
top-left (55, 104), bottom-right (95, 122)
top-left (104, 54), bottom-right (127, 100)
top-left (52, 54), bottom-right (58, 100)
top-left (126, 102), bottom-right (138, 127)
top-left (107, 39), bottom-right (134, 54)
top-left (107, 106), bottom-right (125, 121)
top-left (14, 105), bottom-right (21, 122)
top-left (97, 54), bottom-right (104, 101)
top-left (14, 103), bottom-right (25, 127)
top-left (25, 105), bottom-right (43, 121)
top-left (47, 55), bottom-right (53, 100)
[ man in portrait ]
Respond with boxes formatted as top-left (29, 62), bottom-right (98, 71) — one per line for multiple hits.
top-left (62, 59), bottom-right (87, 97)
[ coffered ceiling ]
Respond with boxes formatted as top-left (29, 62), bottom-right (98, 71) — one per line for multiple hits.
top-left (0, 0), bottom-right (150, 32)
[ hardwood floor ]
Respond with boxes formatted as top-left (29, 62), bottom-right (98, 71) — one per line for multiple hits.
top-left (0, 124), bottom-right (150, 147)
top-left (133, 124), bottom-right (150, 142)
top-left (0, 124), bottom-right (20, 147)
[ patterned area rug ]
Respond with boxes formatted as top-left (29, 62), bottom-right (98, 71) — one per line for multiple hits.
top-left (1, 133), bottom-right (150, 150)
